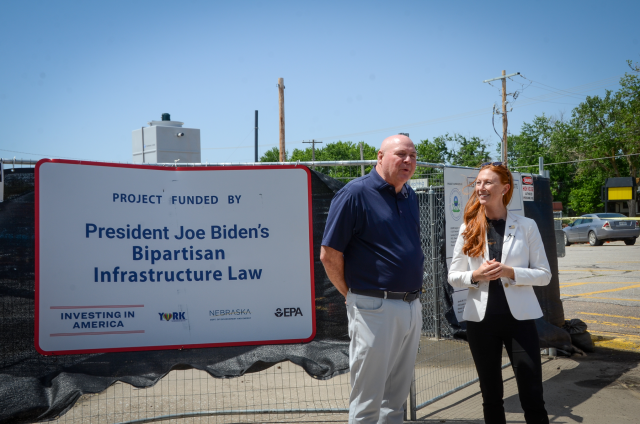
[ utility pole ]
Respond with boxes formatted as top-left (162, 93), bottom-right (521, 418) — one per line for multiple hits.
top-left (302, 139), bottom-right (323, 169)
top-left (278, 78), bottom-right (285, 162)
top-left (483, 71), bottom-right (520, 165)
top-left (254, 110), bottom-right (258, 163)
top-left (502, 70), bottom-right (507, 164)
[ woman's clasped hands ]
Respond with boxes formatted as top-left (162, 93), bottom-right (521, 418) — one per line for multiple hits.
top-left (472, 259), bottom-right (515, 282)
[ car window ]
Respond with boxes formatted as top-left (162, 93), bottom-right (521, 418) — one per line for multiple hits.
top-left (596, 213), bottom-right (625, 218)
top-left (582, 218), bottom-right (593, 224)
top-left (573, 219), bottom-right (582, 225)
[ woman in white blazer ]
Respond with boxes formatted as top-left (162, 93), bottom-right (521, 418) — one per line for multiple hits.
top-left (448, 163), bottom-right (551, 424)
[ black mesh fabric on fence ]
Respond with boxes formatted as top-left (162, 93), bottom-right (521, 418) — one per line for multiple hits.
top-left (0, 169), bottom-right (350, 424)
top-left (522, 175), bottom-right (565, 328)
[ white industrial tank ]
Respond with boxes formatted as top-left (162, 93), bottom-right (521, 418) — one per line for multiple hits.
top-left (132, 113), bottom-right (201, 164)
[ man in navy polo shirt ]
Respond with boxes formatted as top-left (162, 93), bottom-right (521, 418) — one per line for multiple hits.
top-left (321, 134), bottom-right (424, 424)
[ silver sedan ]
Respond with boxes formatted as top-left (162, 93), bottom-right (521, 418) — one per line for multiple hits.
top-left (563, 213), bottom-right (640, 246)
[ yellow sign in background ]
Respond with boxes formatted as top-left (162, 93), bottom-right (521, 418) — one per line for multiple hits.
top-left (608, 187), bottom-right (633, 200)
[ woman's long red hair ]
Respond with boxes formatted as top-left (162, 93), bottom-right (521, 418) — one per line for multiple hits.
top-left (462, 165), bottom-right (514, 257)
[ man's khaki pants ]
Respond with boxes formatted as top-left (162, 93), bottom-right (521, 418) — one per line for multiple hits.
top-left (346, 290), bottom-right (422, 424)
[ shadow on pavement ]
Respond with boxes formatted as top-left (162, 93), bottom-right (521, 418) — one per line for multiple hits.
top-left (413, 348), bottom-right (640, 423)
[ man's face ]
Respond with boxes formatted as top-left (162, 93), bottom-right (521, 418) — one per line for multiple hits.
top-left (377, 137), bottom-right (417, 189)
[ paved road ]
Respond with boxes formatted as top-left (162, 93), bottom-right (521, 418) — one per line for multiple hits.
top-left (559, 240), bottom-right (640, 349)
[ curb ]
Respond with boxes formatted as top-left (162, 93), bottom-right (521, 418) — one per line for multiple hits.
top-left (591, 331), bottom-right (640, 353)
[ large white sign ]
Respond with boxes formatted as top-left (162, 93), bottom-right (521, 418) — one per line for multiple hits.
top-left (36, 160), bottom-right (315, 355)
top-left (443, 167), bottom-right (524, 322)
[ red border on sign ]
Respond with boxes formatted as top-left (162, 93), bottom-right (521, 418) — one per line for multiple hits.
top-left (35, 159), bottom-right (316, 355)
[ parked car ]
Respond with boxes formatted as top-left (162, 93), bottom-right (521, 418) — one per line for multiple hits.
top-left (563, 213), bottom-right (640, 246)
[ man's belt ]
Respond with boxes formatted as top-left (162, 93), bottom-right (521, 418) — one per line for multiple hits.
top-left (349, 288), bottom-right (421, 302)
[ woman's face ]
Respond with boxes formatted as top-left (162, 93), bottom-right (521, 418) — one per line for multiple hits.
top-left (475, 169), bottom-right (509, 209)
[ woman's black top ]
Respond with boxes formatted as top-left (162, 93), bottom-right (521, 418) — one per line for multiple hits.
top-left (486, 218), bottom-right (511, 314)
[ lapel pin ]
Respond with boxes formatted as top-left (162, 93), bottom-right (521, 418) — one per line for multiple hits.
top-left (509, 225), bottom-right (515, 229)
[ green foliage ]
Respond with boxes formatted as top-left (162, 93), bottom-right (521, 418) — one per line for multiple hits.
top-left (568, 171), bottom-right (607, 215)
top-left (291, 141), bottom-right (377, 180)
top-left (262, 141), bottom-right (378, 180)
top-left (503, 115), bottom-right (576, 209)
top-left (447, 134), bottom-right (491, 167)
top-left (506, 63), bottom-right (640, 215)
top-left (259, 147), bottom-right (287, 162)
top-left (415, 136), bottom-right (449, 164)
top-left (415, 133), bottom-right (491, 167)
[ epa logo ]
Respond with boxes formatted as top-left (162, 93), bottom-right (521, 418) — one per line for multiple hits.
top-left (449, 188), bottom-right (463, 221)
top-left (274, 307), bottom-right (303, 317)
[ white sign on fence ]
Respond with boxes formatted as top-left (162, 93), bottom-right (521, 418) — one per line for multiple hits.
top-left (36, 160), bottom-right (315, 355)
top-left (522, 174), bottom-right (534, 201)
top-left (408, 178), bottom-right (430, 191)
top-left (443, 167), bottom-right (524, 322)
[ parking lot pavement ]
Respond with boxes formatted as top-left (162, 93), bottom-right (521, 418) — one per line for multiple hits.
top-left (413, 348), bottom-right (640, 424)
top-left (559, 240), bottom-right (640, 351)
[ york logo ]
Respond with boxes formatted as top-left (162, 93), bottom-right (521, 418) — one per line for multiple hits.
top-left (274, 307), bottom-right (303, 317)
top-left (158, 312), bottom-right (187, 322)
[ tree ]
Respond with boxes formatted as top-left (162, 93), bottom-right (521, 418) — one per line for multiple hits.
top-left (558, 73), bottom-right (640, 216)
top-left (415, 136), bottom-right (449, 164)
top-left (448, 134), bottom-right (491, 167)
top-left (259, 147), bottom-right (286, 162)
top-left (289, 141), bottom-right (377, 180)
top-left (504, 115), bottom-right (576, 210)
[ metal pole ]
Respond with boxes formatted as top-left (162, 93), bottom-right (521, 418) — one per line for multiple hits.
top-left (539, 156), bottom-right (544, 176)
top-left (255, 110), bottom-right (258, 163)
top-left (360, 142), bottom-right (365, 176)
top-left (409, 372), bottom-right (417, 421)
top-left (141, 127), bottom-right (145, 163)
top-left (429, 187), bottom-right (440, 340)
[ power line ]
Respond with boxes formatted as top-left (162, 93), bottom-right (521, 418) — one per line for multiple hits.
top-left (518, 94), bottom-right (582, 106)
top-left (204, 74), bottom-right (626, 151)
top-left (5, 74), bottom-right (628, 158)
top-left (521, 75), bottom-right (622, 98)
top-left (0, 148), bottom-right (89, 161)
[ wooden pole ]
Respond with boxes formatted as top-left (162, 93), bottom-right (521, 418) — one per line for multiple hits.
top-left (501, 70), bottom-right (508, 165)
top-left (278, 78), bottom-right (285, 162)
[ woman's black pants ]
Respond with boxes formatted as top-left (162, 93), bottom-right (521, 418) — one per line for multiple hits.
top-left (466, 313), bottom-right (549, 424)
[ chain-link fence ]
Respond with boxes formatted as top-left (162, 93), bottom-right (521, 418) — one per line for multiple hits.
top-left (1, 159), bottom-right (505, 423)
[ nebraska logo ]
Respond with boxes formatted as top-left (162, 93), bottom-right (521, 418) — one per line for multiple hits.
top-left (522, 176), bottom-right (533, 185)
top-left (158, 312), bottom-right (187, 322)
top-left (274, 307), bottom-right (303, 317)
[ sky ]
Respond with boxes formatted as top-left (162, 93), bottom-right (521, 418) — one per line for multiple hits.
top-left (1, 0), bottom-right (639, 164)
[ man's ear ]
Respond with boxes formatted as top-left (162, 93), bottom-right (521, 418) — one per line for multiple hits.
top-left (377, 150), bottom-right (384, 161)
